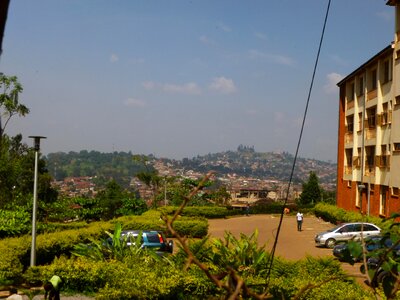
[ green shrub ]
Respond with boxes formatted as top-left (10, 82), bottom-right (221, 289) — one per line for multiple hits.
top-left (268, 256), bottom-right (374, 299)
top-left (314, 203), bottom-right (385, 228)
top-left (159, 206), bottom-right (239, 219)
top-left (0, 208), bottom-right (31, 238)
top-left (0, 211), bottom-right (207, 283)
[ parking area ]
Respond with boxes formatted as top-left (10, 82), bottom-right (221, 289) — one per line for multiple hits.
top-left (208, 214), bottom-right (368, 286)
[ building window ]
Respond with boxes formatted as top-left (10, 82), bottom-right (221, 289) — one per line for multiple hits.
top-left (358, 76), bottom-right (364, 96)
top-left (350, 82), bottom-right (355, 100)
top-left (366, 106), bottom-right (376, 128)
top-left (358, 112), bottom-right (363, 131)
top-left (392, 187), bottom-right (399, 197)
top-left (380, 102), bottom-right (390, 126)
top-left (394, 143), bottom-right (400, 152)
top-left (365, 146), bottom-right (375, 173)
top-left (377, 145), bottom-right (390, 168)
top-left (346, 115), bottom-right (354, 133)
top-left (371, 69), bottom-right (377, 90)
top-left (382, 59), bottom-right (391, 84)
top-left (356, 182), bottom-right (361, 207)
top-left (380, 186), bottom-right (387, 216)
top-left (345, 149), bottom-right (352, 174)
top-left (395, 96), bottom-right (400, 106)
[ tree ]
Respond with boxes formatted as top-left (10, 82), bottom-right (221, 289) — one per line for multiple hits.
top-left (0, 74), bottom-right (29, 145)
top-left (298, 171), bottom-right (321, 205)
top-left (0, 134), bottom-right (58, 208)
top-left (133, 155), bottom-right (164, 207)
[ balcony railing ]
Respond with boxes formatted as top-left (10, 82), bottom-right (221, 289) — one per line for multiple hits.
top-left (364, 166), bottom-right (375, 176)
top-left (344, 166), bottom-right (353, 175)
top-left (376, 155), bottom-right (391, 168)
top-left (345, 133), bottom-right (353, 144)
top-left (347, 100), bottom-right (354, 110)
top-left (366, 128), bottom-right (376, 139)
top-left (367, 89), bottom-right (377, 101)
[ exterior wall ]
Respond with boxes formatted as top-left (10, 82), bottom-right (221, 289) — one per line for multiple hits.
top-left (336, 48), bottom-right (397, 218)
top-left (336, 85), bottom-right (350, 210)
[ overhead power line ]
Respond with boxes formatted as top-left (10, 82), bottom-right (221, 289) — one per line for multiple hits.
top-left (265, 0), bottom-right (332, 286)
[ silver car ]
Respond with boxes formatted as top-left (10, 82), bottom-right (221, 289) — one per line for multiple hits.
top-left (315, 222), bottom-right (381, 248)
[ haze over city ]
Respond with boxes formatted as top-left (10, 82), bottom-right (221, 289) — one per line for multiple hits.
top-left (0, 1), bottom-right (394, 162)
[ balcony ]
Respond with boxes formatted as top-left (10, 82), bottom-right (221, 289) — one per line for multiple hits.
top-left (347, 100), bottom-right (354, 110)
top-left (366, 128), bottom-right (376, 140)
top-left (345, 133), bottom-right (353, 144)
top-left (364, 166), bottom-right (375, 176)
top-left (344, 166), bottom-right (353, 175)
top-left (367, 89), bottom-right (377, 101)
top-left (376, 155), bottom-right (390, 169)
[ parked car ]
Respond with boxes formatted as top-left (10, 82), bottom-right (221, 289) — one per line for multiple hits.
top-left (108, 230), bottom-right (174, 255)
top-left (333, 235), bottom-right (387, 262)
top-left (360, 238), bottom-right (400, 287)
top-left (315, 222), bottom-right (381, 248)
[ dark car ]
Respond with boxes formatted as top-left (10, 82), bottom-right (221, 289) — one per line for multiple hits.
top-left (360, 239), bottom-right (400, 287)
top-left (332, 235), bottom-right (386, 262)
top-left (108, 230), bottom-right (174, 255)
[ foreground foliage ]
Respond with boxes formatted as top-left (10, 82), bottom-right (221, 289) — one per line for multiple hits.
top-left (23, 231), bottom-right (373, 299)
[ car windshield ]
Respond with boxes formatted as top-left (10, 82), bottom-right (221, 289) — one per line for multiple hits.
top-left (327, 225), bottom-right (342, 232)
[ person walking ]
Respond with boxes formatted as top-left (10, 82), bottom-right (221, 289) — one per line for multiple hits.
top-left (296, 211), bottom-right (303, 231)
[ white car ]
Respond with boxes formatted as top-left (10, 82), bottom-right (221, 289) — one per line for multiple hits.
top-left (315, 222), bottom-right (381, 248)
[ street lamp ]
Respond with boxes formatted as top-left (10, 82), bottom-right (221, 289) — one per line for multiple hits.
top-left (28, 135), bottom-right (46, 267)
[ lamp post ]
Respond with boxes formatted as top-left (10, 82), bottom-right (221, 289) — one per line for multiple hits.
top-left (28, 135), bottom-right (46, 267)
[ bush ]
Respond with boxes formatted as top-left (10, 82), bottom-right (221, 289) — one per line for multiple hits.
top-left (0, 211), bottom-right (208, 283)
top-left (159, 206), bottom-right (236, 219)
top-left (0, 208), bottom-right (31, 238)
top-left (268, 256), bottom-right (374, 299)
top-left (314, 203), bottom-right (384, 227)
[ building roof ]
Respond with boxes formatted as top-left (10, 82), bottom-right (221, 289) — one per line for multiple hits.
top-left (337, 45), bottom-right (392, 87)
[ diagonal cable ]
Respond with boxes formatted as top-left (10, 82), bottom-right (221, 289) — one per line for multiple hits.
top-left (265, 0), bottom-right (332, 286)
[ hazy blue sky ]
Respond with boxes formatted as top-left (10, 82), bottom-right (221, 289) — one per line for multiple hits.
top-left (0, 0), bottom-right (395, 162)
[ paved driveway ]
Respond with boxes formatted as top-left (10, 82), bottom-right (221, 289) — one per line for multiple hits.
top-left (208, 214), bottom-right (368, 286)
top-left (208, 214), bottom-right (334, 260)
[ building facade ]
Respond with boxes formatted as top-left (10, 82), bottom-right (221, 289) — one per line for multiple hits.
top-left (336, 1), bottom-right (400, 217)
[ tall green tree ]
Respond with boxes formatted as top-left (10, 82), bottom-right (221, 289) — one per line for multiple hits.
top-left (298, 171), bottom-right (321, 205)
top-left (0, 74), bottom-right (29, 145)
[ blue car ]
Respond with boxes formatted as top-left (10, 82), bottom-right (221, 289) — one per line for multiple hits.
top-left (107, 230), bottom-right (174, 255)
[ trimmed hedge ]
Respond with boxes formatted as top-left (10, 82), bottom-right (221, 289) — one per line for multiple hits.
top-left (0, 211), bottom-right (208, 284)
top-left (24, 256), bottom-right (219, 299)
top-left (314, 203), bottom-right (386, 228)
top-left (158, 206), bottom-right (236, 219)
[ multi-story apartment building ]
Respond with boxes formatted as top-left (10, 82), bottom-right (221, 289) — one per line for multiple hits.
top-left (336, 1), bottom-right (400, 217)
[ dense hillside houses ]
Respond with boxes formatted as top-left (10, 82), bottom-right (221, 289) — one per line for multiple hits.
top-left (51, 157), bottom-right (308, 204)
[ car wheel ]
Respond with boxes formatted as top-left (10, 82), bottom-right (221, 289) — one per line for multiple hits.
top-left (325, 238), bottom-right (336, 248)
top-left (377, 270), bottom-right (395, 286)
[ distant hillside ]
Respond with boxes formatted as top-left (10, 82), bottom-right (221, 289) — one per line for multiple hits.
top-left (44, 146), bottom-right (337, 188)
top-left (175, 146), bottom-right (336, 187)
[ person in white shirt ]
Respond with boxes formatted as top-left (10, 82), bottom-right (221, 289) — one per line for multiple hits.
top-left (296, 211), bottom-right (304, 231)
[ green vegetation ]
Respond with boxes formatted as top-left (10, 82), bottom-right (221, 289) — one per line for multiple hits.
top-left (314, 203), bottom-right (400, 299)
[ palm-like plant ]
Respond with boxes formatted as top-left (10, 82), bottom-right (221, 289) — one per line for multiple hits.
top-left (71, 223), bottom-right (143, 261)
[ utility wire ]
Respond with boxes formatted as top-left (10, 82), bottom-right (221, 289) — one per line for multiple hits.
top-left (265, 0), bottom-right (332, 287)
